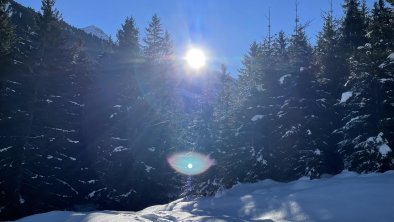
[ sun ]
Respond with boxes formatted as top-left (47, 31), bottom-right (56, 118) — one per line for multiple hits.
top-left (185, 48), bottom-right (206, 69)
top-left (187, 163), bottom-right (193, 169)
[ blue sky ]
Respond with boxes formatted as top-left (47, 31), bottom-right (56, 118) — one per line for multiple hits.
top-left (16, 0), bottom-right (374, 75)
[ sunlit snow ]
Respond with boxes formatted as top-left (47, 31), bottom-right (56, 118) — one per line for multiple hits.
top-left (0, 146), bottom-right (12, 152)
top-left (340, 91), bottom-right (353, 103)
top-left (388, 52), bottom-right (394, 61)
top-left (251, 115), bottom-right (264, 121)
top-left (279, 74), bottom-right (291, 85)
top-left (378, 144), bottom-right (391, 157)
top-left (17, 171), bottom-right (394, 222)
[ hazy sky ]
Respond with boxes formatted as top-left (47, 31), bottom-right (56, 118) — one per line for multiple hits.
top-left (16, 0), bottom-right (375, 74)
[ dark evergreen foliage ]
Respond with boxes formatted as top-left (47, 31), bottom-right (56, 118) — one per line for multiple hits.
top-left (0, 0), bottom-right (15, 69)
top-left (0, 0), bottom-right (393, 220)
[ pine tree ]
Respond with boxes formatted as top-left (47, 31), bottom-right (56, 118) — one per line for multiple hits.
top-left (221, 39), bottom-right (277, 184)
top-left (35, 0), bottom-right (68, 70)
top-left (369, 0), bottom-right (394, 56)
top-left (341, 0), bottom-right (368, 53)
top-left (117, 16), bottom-right (140, 56)
top-left (3, 1), bottom-right (97, 216)
top-left (142, 14), bottom-right (176, 109)
top-left (273, 31), bottom-right (288, 60)
top-left (288, 26), bottom-right (313, 69)
top-left (0, 0), bottom-right (15, 69)
top-left (314, 1), bottom-right (346, 176)
top-left (335, 0), bottom-right (394, 172)
top-left (316, 3), bottom-right (345, 93)
top-left (83, 15), bottom-right (153, 208)
top-left (186, 64), bottom-right (237, 196)
top-left (238, 41), bottom-right (262, 99)
top-left (87, 13), bottom-right (182, 209)
top-left (274, 12), bottom-right (337, 179)
top-left (143, 14), bottom-right (168, 63)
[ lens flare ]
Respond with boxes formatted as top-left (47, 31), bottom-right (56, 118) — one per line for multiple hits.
top-left (167, 152), bottom-right (214, 176)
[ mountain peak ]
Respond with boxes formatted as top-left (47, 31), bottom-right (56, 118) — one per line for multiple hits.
top-left (82, 25), bottom-right (109, 41)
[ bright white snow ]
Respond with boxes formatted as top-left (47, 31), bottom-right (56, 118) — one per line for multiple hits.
top-left (67, 138), bottom-right (79, 144)
top-left (143, 164), bottom-right (154, 173)
top-left (378, 144), bottom-right (391, 157)
top-left (69, 101), bottom-right (85, 107)
top-left (251, 115), bottom-right (264, 121)
top-left (110, 137), bottom-right (128, 141)
top-left (87, 188), bottom-right (107, 198)
top-left (279, 74), bottom-right (291, 85)
top-left (340, 91), bottom-right (353, 103)
top-left (109, 113), bottom-right (117, 119)
top-left (256, 84), bottom-right (265, 92)
top-left (56, 179), bottom-right (78, 195)
top-left (0, 146), bottom-right (12, 152)
top-left (379, 78), bottom-right (393, 83)
top-left (112, 146), bottom-right (128, 153)
top-left (6, 80), bottom-right (21, 85)
top-left (388, 52), bottom-right (394, 61)
top-left (17, 171), bottom-right (394, 222)
top-left (49, 127), bottom-right (76, 133)
top-left (119, 189), bottom-right (136, 198)
top-left (18, 194), bottom-right (25, 204)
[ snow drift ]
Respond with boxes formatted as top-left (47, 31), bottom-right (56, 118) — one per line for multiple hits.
top-left (17, 171), bottom-right (394, 222)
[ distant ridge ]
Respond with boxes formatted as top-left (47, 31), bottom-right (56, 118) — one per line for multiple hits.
top-left (82, 25), bottom-right (109, 41)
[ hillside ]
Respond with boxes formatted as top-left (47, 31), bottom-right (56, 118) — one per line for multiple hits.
top-left (17, 171), bottom-right (394, 222)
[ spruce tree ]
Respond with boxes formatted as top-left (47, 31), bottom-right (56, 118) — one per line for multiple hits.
top-left (275, 16), bottom-right (337, 179)
top-left (335, 0), bottom-right (394, 172)
top-left (238, 41), bottom-right (262, 99)
top-left (369, 0), bottom-right (394, 56)
top-left (117, 16), bottom-right (140, 56)
top-left (143, 14), bottom-right (166, 63)
top-left (341, 0), bottom-right (367, 53)
top-left (3, 0), bottom-right (97, 216)
top-left (316, 4), bottom-right (345, 93)
top-left (0, 0), bottom-right (15, 70)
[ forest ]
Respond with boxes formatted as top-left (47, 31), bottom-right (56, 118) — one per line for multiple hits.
top-left (0, 0), bottom-right (393, 220)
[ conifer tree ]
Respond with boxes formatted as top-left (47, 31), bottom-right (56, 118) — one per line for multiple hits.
top-left (369, 0), bottom-right (394, 56)
top-left (316, 3), bottom-right (345, 93)
top-left (274, 12), bottom-right (338, 178)
top-left (5, 1), bottom-right (97, 215)
top-left (117, 16), bottom-right (140, 56)
top-left (238, 41), bottom-right (262, 99)
top-left (142, 14), bottom-right (175, 106)
top-left (143, 14), bottom-right (166, 63)
top-left (288, 26), bottom-right (313, 69)
top-left (0, 0), bottom-right (15, 70)
top-left (36, 0), bottom-right (68, 70)
top-left (341, 0), bottom-right (367, 53)
top-left (335, 0), bottom-right (394, 172)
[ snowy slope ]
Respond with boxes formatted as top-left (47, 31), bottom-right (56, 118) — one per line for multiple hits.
top-left (82, 25), bottom-right (109, 40)
top-left (16, 171), bottom-right (394, 222)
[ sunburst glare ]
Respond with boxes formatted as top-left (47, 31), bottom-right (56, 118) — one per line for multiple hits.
top-left (185, 48), bottom-right (206, 69)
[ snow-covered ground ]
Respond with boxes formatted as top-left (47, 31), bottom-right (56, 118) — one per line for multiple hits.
top-left (16, 171), bottom-right (394, 222)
